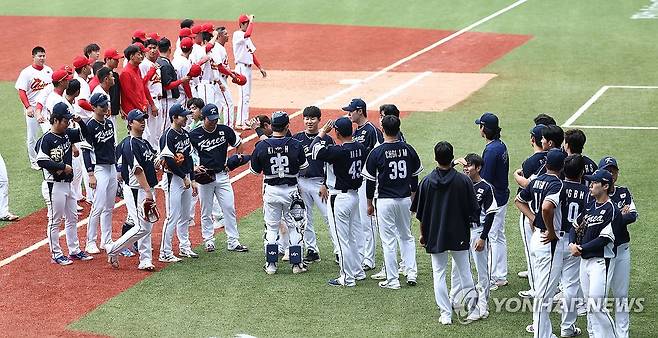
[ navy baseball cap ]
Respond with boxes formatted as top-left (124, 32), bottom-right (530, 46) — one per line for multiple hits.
top-left (201, 103), bottom-right (220, 120)
top-left (342, 98), bottom-right (366, 112)
top-left (51, 102), bottom-right (73, 119)
top-left (127, 109), bottom-right (148, 122)
top-left (545, 148), bottom-right (567, 169)
top-left (334, 116), bottom-right (353, 136)
top-left (598, 156), bottom-right (618, 171)
top-left (271, 111), bottom-right (289, 127)
top-left (89, 93), bottom-right (109, 108)
top-left (584, 169), bottom-right (613, 184)
top-left (169, 103), bottom-right (191, 118)
top-left (475, 112), bottom-right (499, 129)
top-left (530, 124), bottom-right (546, 140)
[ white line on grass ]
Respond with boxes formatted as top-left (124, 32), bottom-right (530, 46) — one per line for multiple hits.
top-left (0, 0), bottom-right (528, 268)
top-left (562, 86), bottom-right (610, 127)
top-left (568, 125), bottom-right (658, 130)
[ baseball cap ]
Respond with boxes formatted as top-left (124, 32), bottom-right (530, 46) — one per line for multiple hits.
top-left (334, 117), bottom-right (353, 136)
top-left (475, 112), bottom-right (499, 129)
top-left (59, 65), bottom-right (74, 74)
top-left (598, 156), bottom-right (618, 171)
top-left (342, 98), bottom-right (366, 112)
top-left (188, 64), bottom-right (202, 77)
top-left (191, 25), bottom-right (203, 35)
top-left (148, 32), bottom-right (160, 41)
top-left (133, 42), bottom-right (148, 53)
top-left (238, 14), bottom-right (250, 24)
top-left (133, 30), bottom-right (147, 41)
top-left (179, 27), bottom-right (193, 38)
top-left (205, 42), bottom-right (215, 53)
top-left (271, 111), bottom-right (289, 127)
top-left (202, 23), bottom-right (214, 33)
top-left (584, 169), bottom-right (613, 184)
top-left (127, 109), bottom-right (148, 122)
top-left (51, 69), bottom-right (73, 82)
top-left (530, 124), bottom-right (546, 140)
top-left (103, 48), bottom-right (123, 60)
top-left (169, 103), bottom-right (191, 118)
top-left (72, 56), bottom-right (92, 69)
top-left (545, 148), bottom-right (567, 170)
top-left (89, 93), bottom-right (109, 107)
top-left (180, 37), bottom-right (194, 50)
top-left (51, 102), bottom-right (73, 119)
top-left (201, 103), bottom-right (220, 120)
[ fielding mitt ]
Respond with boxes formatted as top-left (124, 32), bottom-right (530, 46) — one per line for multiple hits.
top-left (161, 153), bottom-right (185, 171)
top-left (194, 166), bottom-right (215, 185)
top-left (140, 198), bottom-right (160, 223)
top-left (232, 73), bottom-right (247, 86)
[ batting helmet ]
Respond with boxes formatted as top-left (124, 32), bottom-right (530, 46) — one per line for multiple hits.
top-left (232, 73), bottom-right (247, 86)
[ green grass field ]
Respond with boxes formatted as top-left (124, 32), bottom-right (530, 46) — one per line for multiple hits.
top-left (2, 0), bottom-right (657, 337)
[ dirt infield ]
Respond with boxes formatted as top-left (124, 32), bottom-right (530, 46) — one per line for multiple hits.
top-left (0, 15), bottom-right (530, 337)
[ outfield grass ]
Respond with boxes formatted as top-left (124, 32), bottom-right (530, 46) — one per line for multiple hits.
top-left (2, 0), bottom-right (657, 336)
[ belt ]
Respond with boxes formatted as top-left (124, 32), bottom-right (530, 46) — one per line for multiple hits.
top-left (152, 95), bottom-right (163, 100)
top-left (540, 229), bottom-right (566, 237)
top-left (200, 79), bottom-right (214, 84)
top-left (330, 188), bottom-right (356, 195)
top-left (238, 63), bottom-right (252, 67)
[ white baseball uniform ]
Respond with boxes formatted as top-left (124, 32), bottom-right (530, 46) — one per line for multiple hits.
top-left (0, 153), bottom-right (12, 219)
top-left (16, 64), bottom-right (53, 167)
top-left (140, 58), bottom-right (164, 149)
top-left (190, 44), bottom-right (217, 111)
top-left (72, 72), bottom-right (94, 203)
top-left (232, 29), bottom-right (256, 126)
top-left (210, 43), bottom-right (234, 127)
top-left (172, 54), bottom-right (193, 105)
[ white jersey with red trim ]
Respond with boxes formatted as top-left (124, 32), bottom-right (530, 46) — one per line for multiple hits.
top-left (15, 65), bottom-right (53, 106)
top-left (44, 91), bottom-right (73, 120)
top-left (211, 43), bottom-right (230, 80)
top-left (172, 54), bottom-right (192, 98)
top-left (232, 30), bottom-right (255, 65)
top-left (73, 72), bottom-right (93, 119)
top-left (139, 58), bottom-right (163, 98)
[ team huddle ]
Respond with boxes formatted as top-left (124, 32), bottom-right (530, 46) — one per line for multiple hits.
top-left (11, 15), bottom-right (636, 338)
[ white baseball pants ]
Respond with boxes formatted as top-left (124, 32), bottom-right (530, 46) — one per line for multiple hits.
top-left (198, 171), bottom-right (240, 249)
top-left (450, 226), bottom-right (490, 316)
top-left (160, 98), bottom-right (177, 138)
top-left (489, 203), bottom-right (508, 282)
top-left (86, 164), bottom-right (118, 249)
top-left (42, 181), bottom-right (82, 259)
top-left (217, 76), bottom-right (234, 128)
top-left (262, 184), bottom-right (303, 248)
top-left (0, 153), bottom-right (10, 218)
top-left (298, 177), bottom-right (332, 254)
top-left (235, 63), bottom-right (252, 126)
top-left (71, 151), bottom-right (85, 201)
top-left (431, 250), bottom-right (474, 318)
top-left (196, 82), bottom-right (217, 112)
top-left (376, 197), bottom-right (417, 287)
top-left (521, 214), bottom-right (535, 295)
top-left (357, 182), bottom-right (376, 268)
top-left (144, 99), bottom-right (164, 149)
top-left (25, 112), bottom-right (42, 167)
top-left (559, 239), bottom-right (581, 336)
top-left (581, 257), bottom-right (615, 338)
top-left (108, 186), bottom-right (154, 267)
top-left (530, 231), bottom-right (563, 338)
top-left (609, 242), bottom-right (630, 338)
top-left (160, 174), bottom-right (193, 256)
top-left (328, 190), bottom-right (362, 285)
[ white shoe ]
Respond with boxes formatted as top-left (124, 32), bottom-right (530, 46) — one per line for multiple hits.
top-left (518, 290), bottom-right (533, 299)
top-left (158, 254), bottom-right (182, 263)
top-left (179, 249), bottom-right (199, 258)
top-left (31, 163), bottom-right (40, 171)
top-left (518, 270), bottom-right (528, 278)
top-left (264, 262), bottom-right (277, 275)
top-left (480, 310), bottom-right (489, 319)
top-left (526, 324), bottom-right (534, 333)
top-left (463, 312), bottom-right (481, 324)
top-left (205, 241), bottom-right (216, 252)
top-left (370, 270), bottom-right (386, 280)
top-left (76, 204), bottom-right (84, 212)
top-left (282, 249), bottom-right (289, 261)
top-left (138, 262), bottom-right (156, 271)
top-left (292, 263), bottom-right (308, 274)
top-left (439, 315), bottom-right (452, 325)
top-left (213, 221), bottom-right (224, 229)
top-left (85, 242), bottom-right (100, 254)
top-left (378, 281), bottom-right (400, 290)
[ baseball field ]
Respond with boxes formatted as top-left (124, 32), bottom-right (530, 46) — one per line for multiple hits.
top-left (1, 0), bottom-right (657, 337)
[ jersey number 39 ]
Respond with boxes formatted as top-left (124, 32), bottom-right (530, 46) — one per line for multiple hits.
top-left (388, 160), bottom-right (407, 180)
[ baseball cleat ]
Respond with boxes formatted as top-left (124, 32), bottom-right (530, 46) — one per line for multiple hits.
top-left (518, 290), bottom-right (533, 299)
top-left (70, 251), bottom-right (93, 261)
top-left (158, 254), bottom-right (182, 263)
top-left (52, 255), bottom-right (73, 266)
top-left (439, 315), bottom-right (452, 325)
top-left (526, 324), bottom-right (534, 333)
top-left (205, 241), bottom-right (216, 252)
top-left (480, 310), bottom-right (490, 319)
top-left (292, 263), bottom-right (308, 274)
top-left (263, 262), bottom-right (277, 275)
top-left (463, 312), bottom-right (481, 324)
top-left (119, 248), bottom-right (135, 257)
top-left (303, 250), bottom-right (321, 263)
top-left (107, 255), bottom-right (119, 269)
top-left (228, 244), bottom-right (249, 252)
top-left (328, 278), bottom-right (356, 287)
top-left (370, 270), bottom-right (386, 280)
top-left (561, 327), bottom-right (582, 337)
top-left (282, 249), bottom-right (290, 261)
top-left (407, 279), bottom-right (417, 286)
top-left (362, 264), bottom-right (374, 272)
top-left (518, 270), bottom-right (529, 278)
top-left (30, 163), bottom-right (41, 171)
top-left (179, 249), bottom-right (199, 258)
top-left (378, 281), bottom-right (400, 290)
top-left (355, 274), bottom-right (367, 281)
top-left (85, 242), bottom-right (100, 254)
top-left (138, 263), bottom-right (156, 271)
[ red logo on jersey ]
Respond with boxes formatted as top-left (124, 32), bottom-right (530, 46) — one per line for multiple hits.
top-left (30, 78), bottom-right (49, 91)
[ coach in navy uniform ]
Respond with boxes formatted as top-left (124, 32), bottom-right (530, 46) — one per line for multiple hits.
top-left (411, 141), bottom-right (478, 325)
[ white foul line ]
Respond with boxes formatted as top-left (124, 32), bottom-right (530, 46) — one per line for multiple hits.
top-left (562, 86), bottom-right (610, 127)
top-left (0, 0), bottom-right (528, 268)
top-left (568, 125), bottom-right (658, 130)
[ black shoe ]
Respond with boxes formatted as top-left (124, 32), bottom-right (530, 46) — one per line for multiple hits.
top-left (303, 250), bottom-right (321, 263)
top-left (229, 244), bottom-right (249, 252)
top-left (363, 264), bottom-right (374, 271)
top-left (407, 280), bottom-right (417, 286)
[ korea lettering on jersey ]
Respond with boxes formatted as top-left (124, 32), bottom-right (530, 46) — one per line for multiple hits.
top-left (160, 128), bottom-right (193, 174)
top-left (81, 118), bottom-right (115, 165)
top-left (190, 125), bottom-right (241, 170)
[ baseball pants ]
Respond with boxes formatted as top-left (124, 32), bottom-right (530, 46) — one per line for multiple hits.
top-left (559, 238), bottom-right (581, 337)
top-left (609, 242), bottom-right (630, 338)
top-left (160, 174), bottom-right (193, 256)
top-left (530, 230), bottom-right (563, 338)
top-left (216, 77), bottom-right (234, 128)
top-left (109, 115), bottom-right (119, 146)
top-left (235, 63), bottom-right (252, 126)
top-left (328, 190), bottom-right (362, 286)
top-left (160, 98), bottom-right (177, 137)
top-left (450, 226), bottom-right (490, 317)
top-left (431, 250), bottom-right (475, 318)
top-left (196, 82), bottom-right (217, 113)
top-left (25, 112), bottom-right (42, 167)
top-left (376, 197), bottom-right (417, 287)
top-left (298, 177), bottom-right (332, 254)
top-left (107, 186), bottom-right (154, 267)
top-left (86, 164), bottom-right (118, 249)
top-left (144, 99), bottom-right (164, 149)
top-left (581, 257), bottom-right (615, 338)
top-left (489, 203), bottom-right (508, 282)
top-left (197, 171), bottom-right (241, 249)
top-left (0, 153), bottom-right (10, 218)
top-left (357, 182), bottom-right (376, 268)
top-left (42, 181), bottom-right (82, 259)
top-left (262, 184), bottom-right (303, 256)
top-left (521, 215), bottom-right (535, 295)
top-left (72, 152), bottom-right (85, 201)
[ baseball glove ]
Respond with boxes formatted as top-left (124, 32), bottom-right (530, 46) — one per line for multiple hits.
top-left (161, 153), bottom-right (185, 171)
top-left (232, 73), bottom-right (247, 86)
top-left (194, 166), bottom-right (215, 185)
top-left (140, 198), bottom-right (160, 223)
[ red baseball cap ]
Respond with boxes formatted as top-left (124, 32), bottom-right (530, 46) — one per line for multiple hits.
top-left (133, 30), bottom-right (147, 41)
top-left (59, 65), bottom-right (74, 74)
top-left (202, 23), bottom-right (214, 33)
top-left (52, 69), bottom-right (73, 82)
top-left (179, 28), bottom-right (193, 38)
top-left (72, 56), bottom-right (93, 69)
top-left (191, 25), bottom-right (203, 35)
top-left (148, 32), bottom-right (161, 41)
top-left (180, 37), bottom-right (193, 50)
top-left (133, 42), bottom-right (148, 53)
top-left (238, 14), bottom-right (250, 24)
top-left (205, 42), bottom-right (214, 53)
top-left (188, 64), bottom-right (202, 77)
top-left (103, 48), bottom-right (124, 60)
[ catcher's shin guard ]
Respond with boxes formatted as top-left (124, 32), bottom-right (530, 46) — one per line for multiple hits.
top-left (289, 245), bottom-right (302, 265)
top-left (266, 244), bottom-right (279, 263)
